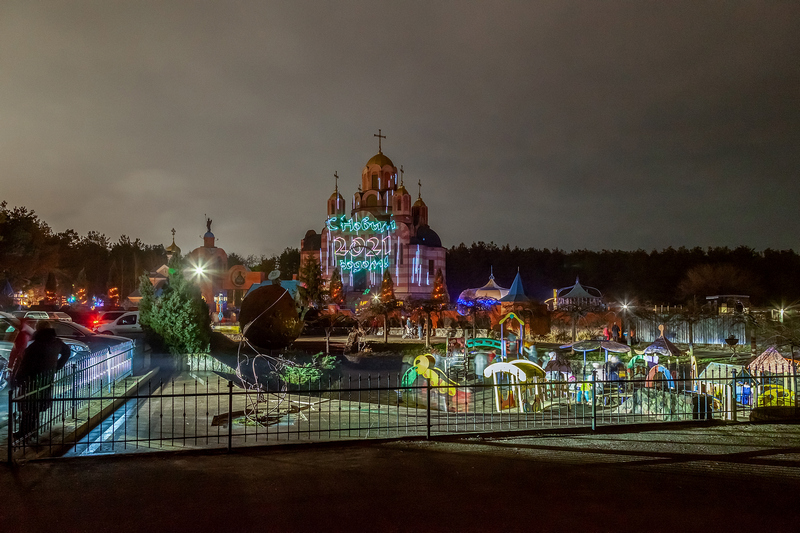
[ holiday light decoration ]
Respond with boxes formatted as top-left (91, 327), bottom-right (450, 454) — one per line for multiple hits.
top-left (326, 214), bottom-right (397, 273)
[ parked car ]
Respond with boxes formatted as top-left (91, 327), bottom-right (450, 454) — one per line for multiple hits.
top-left (47, 311), bottom-right (73, 322)
top-left (0, 312), bottom-right (90, 390)
top-left (0, 312), bottom-right (18, 379)
top-left (35, 320), bottom-right (132, 354)
top-left (97, 311), bottom-right (142, 337)
top-left (12, 310), bottom-right (50, 320)
top-left (92, 310), bottom-right (128, 331)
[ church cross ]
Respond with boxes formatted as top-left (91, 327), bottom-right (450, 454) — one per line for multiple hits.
top-left (418, 179), bottom-right (422, 199)
top-left (400, 165), bottom-right (404, 186)
top-left (374, 129), bottom-right (386, 152)
top-left (171, 228), bottom-right (176, 239)
top-left (334, 171), bottom-right (339, 193)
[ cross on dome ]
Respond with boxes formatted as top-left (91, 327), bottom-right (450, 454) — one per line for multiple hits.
top-left (374, 129), bottom-right (386, 152)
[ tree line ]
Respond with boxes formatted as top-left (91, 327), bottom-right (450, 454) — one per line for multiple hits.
top-left (5, 201), bottom-right (800, 309)
top-left (0, 203), bottom-right (165, 304)
top-left (445, 242), bottom-right (800, 307)
top-left (0, 202), bottom-right (301, 305)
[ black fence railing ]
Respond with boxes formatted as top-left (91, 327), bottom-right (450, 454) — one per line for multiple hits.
top-left (7, 364), bottom-right (797, 462)
top-left (7, 340), bottom-right (135, 459)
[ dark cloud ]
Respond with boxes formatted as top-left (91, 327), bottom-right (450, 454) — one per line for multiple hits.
top-left (1, 1), bottom-right (798, 256)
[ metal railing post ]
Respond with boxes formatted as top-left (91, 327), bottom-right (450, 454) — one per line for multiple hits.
top-left (227, 381), bottom-right (233, 452)
top-left (731, 370), bottom-right (737, 422)
top-left (71, 363), bottom-right (78, 419)
top-left (592, 370), bottom-right (597, 431)
top-left (7, 387), bottom-right (13, 464)
top-left (426, 383), bottom-right (431, 439)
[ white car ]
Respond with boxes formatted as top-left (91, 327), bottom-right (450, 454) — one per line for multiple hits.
top-left (12, 310), bottom-right (50, 320)
top-left (92, 310), bottom-right (127, 331)
top-left (97, 311), bottom-right (142, 337)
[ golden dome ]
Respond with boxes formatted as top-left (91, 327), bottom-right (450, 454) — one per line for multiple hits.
top-left (329, 191), bottom-right (344, 201)
top-left (396, 184), bottom-right (409, 195)
top-left (366, 152), bottom-right (394, 168)
top-left (166, 240), bottom-right (181, 254)
top-left (413, 197), bottom-right (426, 207)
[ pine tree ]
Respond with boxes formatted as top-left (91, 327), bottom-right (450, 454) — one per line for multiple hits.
top-left (74, 268), bottom-right (88, 304)
top-left (380, 270), bottom-right (396, 304)
top-left (138, 254), bottom-right (211, 356)
top-left (45, 272), bottom-right (58, 303)
top-left (329, 268), bottom-right (344, 306)
top-left (430, 268), bottom-right (448, 304)
top-left (298, 255), bottom-right (325, 308)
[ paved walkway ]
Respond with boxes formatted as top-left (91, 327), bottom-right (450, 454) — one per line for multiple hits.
top-left (2, 423), bottom-right (800, 532)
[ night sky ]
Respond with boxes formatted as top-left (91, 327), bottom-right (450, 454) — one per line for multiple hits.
top-left (2, 2), bottom-right (798, 257)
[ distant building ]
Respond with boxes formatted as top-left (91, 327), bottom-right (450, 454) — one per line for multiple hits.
top-left (705, 294), bottom-right (750, 314)
top-left (301, 134), bottom-right (445, 303)
top-left (129, 223), bottom-right (264, 320)
top-left (550, 277), bottom-right (604, 311)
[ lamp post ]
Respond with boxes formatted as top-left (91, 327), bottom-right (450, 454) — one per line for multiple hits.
top-left (621, 303), bottom-right (631, 346)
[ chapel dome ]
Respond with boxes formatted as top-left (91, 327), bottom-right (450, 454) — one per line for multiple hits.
top-left (366, 152), bottom-right (394, 168)
top-left (410, 225), bottom-right (441, 248)
top-left (165, 241), bottom-right (181, 255)
top-left (396, 184), bottom-right (409, 195)
top-left (329, 191), bottom-right (344, 202)
top-left (413, 197), bottom-right (427, 208)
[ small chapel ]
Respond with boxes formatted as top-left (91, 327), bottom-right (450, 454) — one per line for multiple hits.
top-left (300, 132), bottom-right (446, 304)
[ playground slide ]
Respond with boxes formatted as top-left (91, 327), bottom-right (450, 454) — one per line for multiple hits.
top-left (401, 354), bottom-right (459, 396)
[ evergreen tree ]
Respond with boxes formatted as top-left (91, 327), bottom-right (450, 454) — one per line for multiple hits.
top-left (430, 268), bottom-right (449, 304)
top-left (299, 255), bottom-right (325, 308)
top-left (45, 272), bottom-right (58, 303)
top-left (74, 268), bottom-right (88, 304)
top-left (138, 254), bottom-right (211, 356)
top-left (329, 268), bottom-right (344, 306)
top-left (380, 270), bottom-right (396, 303)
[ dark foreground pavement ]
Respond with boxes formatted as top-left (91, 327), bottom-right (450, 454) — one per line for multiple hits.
top-left (2, 423), bottom-right (800, 532)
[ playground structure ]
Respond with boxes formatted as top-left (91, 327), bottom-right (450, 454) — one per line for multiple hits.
top-left (401, 354), bottom-right (471, 412)
top-left (483, 359), bottom-right (546, 413)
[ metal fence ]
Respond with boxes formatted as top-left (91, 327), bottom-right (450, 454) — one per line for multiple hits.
top-left (629, 315), bottom-right (747, 346)
top-left (7, 340), bottom-right (135, 458)
top-left (8, 360), bottom-right (797, 462)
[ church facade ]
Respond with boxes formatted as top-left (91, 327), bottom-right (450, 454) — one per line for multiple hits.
top-left (301, 138), bottom-right (445, 303)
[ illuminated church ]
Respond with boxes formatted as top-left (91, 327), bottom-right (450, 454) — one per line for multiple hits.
top-left (301, 133), bottom-right (446, 303)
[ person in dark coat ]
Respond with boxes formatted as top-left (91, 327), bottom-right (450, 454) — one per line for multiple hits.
top-left (612, 323), bottom-right (621, 342)
top-left (12, 321), bottom-right (71, 441)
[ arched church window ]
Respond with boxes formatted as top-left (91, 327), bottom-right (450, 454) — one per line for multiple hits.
top-left (371, 174), bottom-right (379, 189)
top-left (365, 195), bottom-right (378, 207)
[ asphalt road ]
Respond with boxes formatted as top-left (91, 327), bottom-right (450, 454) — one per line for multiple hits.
top-left (2, 423), bottom-right (800, 532)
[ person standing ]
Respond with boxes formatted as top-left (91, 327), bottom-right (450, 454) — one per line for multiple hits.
top-left (612, 323), bottom-right (621, 342)
top-left (7, 318), bottom-right (34, 383)
top-left (12, 321), bottom-right (71, 441)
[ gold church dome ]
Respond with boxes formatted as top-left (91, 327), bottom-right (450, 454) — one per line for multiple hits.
top-left (166, 240), bottom-right (181, 254)
top-left (413, 197), bottom-right (427, 207)
top-left (396, 184), bottom-right (409, 195)
top-left (366, 151), bottom-right (394, 168)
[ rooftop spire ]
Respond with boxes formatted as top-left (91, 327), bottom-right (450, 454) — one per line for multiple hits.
top-left (400, 165), bottom-right (404, 186)
top-left (373, 128), bottom-right (386, 153)
top-left (334, 171), bottom-right (339, 194)
top-left (418, 179), bottom-right (422, 199)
